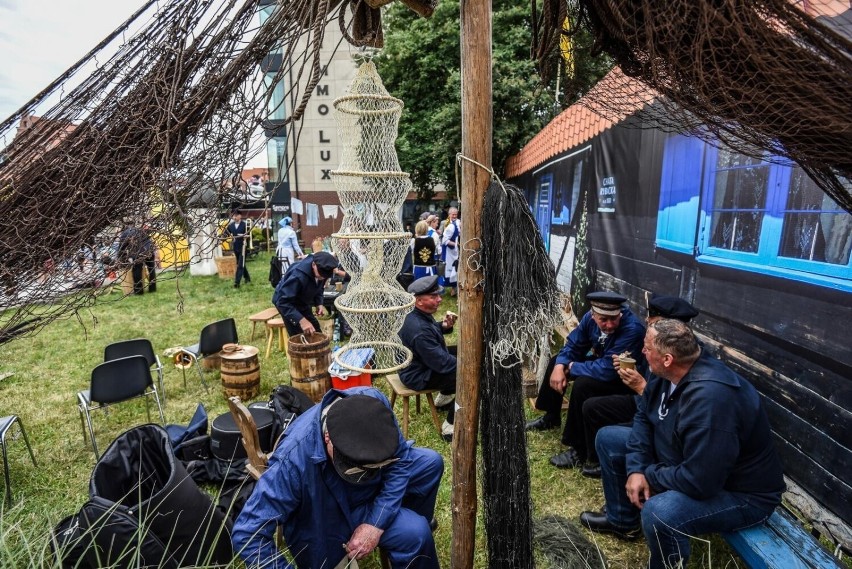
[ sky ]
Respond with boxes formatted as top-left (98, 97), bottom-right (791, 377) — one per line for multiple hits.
top-left (0, 0), bottom-right (147, 120)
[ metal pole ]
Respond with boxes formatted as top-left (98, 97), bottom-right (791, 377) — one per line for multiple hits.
top-left (452, 0), bottom-right (491, 564)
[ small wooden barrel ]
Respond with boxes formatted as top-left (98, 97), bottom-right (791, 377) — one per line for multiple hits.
top-left (318, 316), bottom-right (335, 339)
top-left (201, 353), bottom-right (222, 371)
top-left (220, 345), bottom-right (261, 400)
top-left (288, 332), bottom-right (332, 403)
top-left (215, 254), bottom-right (236, 279)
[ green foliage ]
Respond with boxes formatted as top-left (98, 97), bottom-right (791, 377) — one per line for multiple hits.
top-left (375, 0), bottom-right (612, 198)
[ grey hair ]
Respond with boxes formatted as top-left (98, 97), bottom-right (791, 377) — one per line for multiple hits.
top-left (650, 319), bottom-right (700, 363)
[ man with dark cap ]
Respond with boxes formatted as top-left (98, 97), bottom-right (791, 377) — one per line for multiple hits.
top-left (526, 291), bottom-right (645, 470)
top-left (578, 294), bottom-right (700, 478)
top-left (273, 251), bottom-right (339, 336)
top-left (580, 319), bottom-right (784, 569)
top-left (232, 387), bottom-right (444, 569)
top-left (398, 275), bottom-right (458, 441)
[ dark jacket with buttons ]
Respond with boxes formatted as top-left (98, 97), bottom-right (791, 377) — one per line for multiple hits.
top-left (272, 257), bottom-right (326, 325)
top-left (398, 308), bottom-right (455, 391)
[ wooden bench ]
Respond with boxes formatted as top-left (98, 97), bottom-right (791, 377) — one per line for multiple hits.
top-left (384, 374), bottom-right (443, 438)
top-left (723, 507), bottom-right (844, 569)
top-left (248, 308), bottom-right (280, 341)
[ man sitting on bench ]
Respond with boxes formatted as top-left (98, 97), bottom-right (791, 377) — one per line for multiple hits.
top-left (583, 319), bottom-right (785, 569)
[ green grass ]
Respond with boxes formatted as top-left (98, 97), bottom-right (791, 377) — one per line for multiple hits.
top-left (0, 252), bottom-right (744, 567)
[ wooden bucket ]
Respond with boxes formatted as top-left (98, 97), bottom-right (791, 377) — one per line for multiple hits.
top-left (201, 353), bottom-right (222, 371)
top-left (318, 316), bottom-right (335, 339)
top-left (288, 332), bottom-right (332, 403)
top-left (215, 254), bottom-right (236, 279)
top-left (220, 345), bottom-right (260, 400)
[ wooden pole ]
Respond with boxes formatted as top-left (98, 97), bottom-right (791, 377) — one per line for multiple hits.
top-left (452, 0), bottom-right (491, 564)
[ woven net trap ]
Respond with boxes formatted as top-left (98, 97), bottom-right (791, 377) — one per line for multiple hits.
top-left (329, 61), bottom-right (414, 374)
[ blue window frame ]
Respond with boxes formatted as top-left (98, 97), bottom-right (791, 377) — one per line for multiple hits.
top-left (657, 136), bottom-right (852, 292)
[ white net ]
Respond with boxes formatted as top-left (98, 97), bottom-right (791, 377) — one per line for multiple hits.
top-left (330, 61), bottom-right (413, 374)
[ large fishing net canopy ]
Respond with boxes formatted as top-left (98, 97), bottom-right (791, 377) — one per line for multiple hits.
top-left (0, 0), bottom-right (433, 343)
top-left (330, 61), bottom-right (414, 374)
top-left (534, 0), bottom-right (852, 212)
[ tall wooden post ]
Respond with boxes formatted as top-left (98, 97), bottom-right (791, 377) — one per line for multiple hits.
top-left (452, 0), bottom-right (491, 565)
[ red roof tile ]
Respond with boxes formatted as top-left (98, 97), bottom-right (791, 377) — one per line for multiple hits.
top-left (505, 68), bottom-right (656, 178)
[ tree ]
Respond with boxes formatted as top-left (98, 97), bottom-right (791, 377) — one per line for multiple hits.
top-left (375, 0), bottom-right (611, 199)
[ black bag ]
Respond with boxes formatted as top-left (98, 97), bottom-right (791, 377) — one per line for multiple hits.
top-left (269, 256), bottom-right (284, 287)
top-left (436, 261), bottom-right (447, 277)
top-left (262, 385), bottom-right (315, 444)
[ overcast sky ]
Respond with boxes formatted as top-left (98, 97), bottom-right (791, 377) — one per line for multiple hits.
top-left (0, 0), bottom-right (148, 120)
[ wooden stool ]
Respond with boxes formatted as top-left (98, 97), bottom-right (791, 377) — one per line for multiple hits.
top-left (384, 374), bottom-right (442, 438)
top-left (249, 307), bottom-right (280, 341)
top-left (265, 317), bottom-right (290, 359)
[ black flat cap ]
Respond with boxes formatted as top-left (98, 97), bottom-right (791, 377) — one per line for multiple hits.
top-left (325, 395), bottom-right (399, 484)
top-left (312, 251), bottom-right (338, 279)
top-left (648, 295), bottom-right (699, 322)
top-left (586, 291), bottom-right (627, 316)
top-left (407, 275), bottom-right (443, 296)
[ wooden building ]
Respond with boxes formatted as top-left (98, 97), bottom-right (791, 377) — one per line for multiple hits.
top-left (506, 68), bottom-right (852, 550)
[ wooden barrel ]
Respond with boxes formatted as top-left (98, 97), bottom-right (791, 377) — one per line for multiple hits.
top-left (201, 353), bottom-right (222, 371)
top-left (288, 332), bottom-right (332, 403)
top-left (220, 345), bottom-right (260, 400)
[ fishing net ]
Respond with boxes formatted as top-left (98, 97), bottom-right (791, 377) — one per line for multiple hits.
top-left (329, 61), bottom-right (413, 374)
top-left (534, 0), bottom-right (852, 212)
top-left (480, 180), bottom-right (562, 569)
top-left (0, 0), bottom-right (433, 343)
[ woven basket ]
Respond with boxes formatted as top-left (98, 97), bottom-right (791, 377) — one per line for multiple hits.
top-left (215, 255), bottom-right (236, 279)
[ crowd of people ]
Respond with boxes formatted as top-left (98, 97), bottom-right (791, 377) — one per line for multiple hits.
top-left (225, 204), bottom-right (785, 569)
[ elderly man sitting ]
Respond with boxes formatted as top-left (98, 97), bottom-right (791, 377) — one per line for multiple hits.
top-left (398, 275), bottom-right (458, 441)
top-left (232, 387), bottom-right (444, 569)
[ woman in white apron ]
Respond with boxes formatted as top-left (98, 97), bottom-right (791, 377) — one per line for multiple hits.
top-left (441, 216), bottom-right (460, 296)
top-left (276, 217), bottom-right (304, 271)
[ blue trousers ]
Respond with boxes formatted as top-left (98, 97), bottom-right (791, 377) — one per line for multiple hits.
top-left (596, 426), bottom-right (773, 569)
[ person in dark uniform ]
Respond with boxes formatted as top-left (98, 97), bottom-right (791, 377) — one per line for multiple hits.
top-left (397, 275), bottom-right (458, 441)
top-left (232, 388), bottom-right (444, 569)
top-left (273, 251), bottom-right (339, 337)
top-left (578, 295), bottom-right (700, 478)
top-left (224, 210), bottom-right (251, 288)
top-left (118, 219), bottom-right (156, 295)
top-left (581, 319), bottom-right (784, 569)
top-left (525, 291), bottom-right (645, 470)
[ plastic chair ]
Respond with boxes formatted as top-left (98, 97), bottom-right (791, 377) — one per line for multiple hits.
top-left (77, 355), bottom-right (166, 459)
top-left (104, 338), bottom-right (165, 403)
top-left (0, 415), bottom-right (37, 506)
top-left (181, 318), bottom-right (238, 390)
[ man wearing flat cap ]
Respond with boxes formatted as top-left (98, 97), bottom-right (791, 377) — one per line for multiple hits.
top-left (273, 251), bottom-right (339, 336)
top-left (578, 295), bottom-right (699, 478)
top-left (233, 387), bottom-right (444, 569)
top-left (398, 275), bottom-right (458, 441)
top-left (527, 291), bottom-right (645, 470)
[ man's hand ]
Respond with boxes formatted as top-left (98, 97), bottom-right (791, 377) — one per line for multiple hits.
top-left (299, 317), bottom-right (315, 335)
top-left (346, 524), bottom-right (384, 560)
top-left (316, 305), bottom-right (326, 318)
top-left (618, 368), bottom-right (647, 395)
top-left (442, 311), bottom-right (457, 329)
top-left (626, 473), bottom-right (651, 509)
top-left (550, 363), bottom-right (568, 393)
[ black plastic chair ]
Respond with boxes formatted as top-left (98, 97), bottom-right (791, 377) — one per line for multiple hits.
top-left (104, 338), bottom-right (165, 403)
top-left (181, 318), bottom-right (238, 390)
top-left (77, 355), bottom-right (165, 459)
top-left (0, 415), bottom-right (37, 506)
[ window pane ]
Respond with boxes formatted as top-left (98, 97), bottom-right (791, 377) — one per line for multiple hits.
top-left (779, 168), bottom-right (851, 264)
top-left (708, 150), bottom-right (768, 253)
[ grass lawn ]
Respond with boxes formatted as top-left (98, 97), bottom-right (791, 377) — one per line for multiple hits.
top-left (0, 252), bottom-right (741, 567)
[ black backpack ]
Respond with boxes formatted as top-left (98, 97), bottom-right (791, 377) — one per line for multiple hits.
top-left (255, 385), bottom-right (315, 444)
top-left (269, 256), bottom-right (284, 287)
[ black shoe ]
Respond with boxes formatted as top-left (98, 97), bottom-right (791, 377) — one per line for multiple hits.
top-left (233, 283), bottom-right (240, 288)
top-left (525, 415), bottom-right (560, 432)
top-left (429, 518), bottom-right (438, 532)
top-left (579, 511), bottom-right (641, 541)
top-left (550, 448), bottom-right (582, 468)
top-left (581, 462), bottom-right (602, 479)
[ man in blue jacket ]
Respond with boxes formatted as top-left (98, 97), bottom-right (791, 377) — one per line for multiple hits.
top-left (232, 387), bottom-right (444, 569)
top-left (273, 251), bottom-right (339, 336)
top-left (398, 275), bottom-right (458, 441)
top-left (582, 319), bottom-right (784, 569)
top-left (526, 291), bottom-right (645, 470)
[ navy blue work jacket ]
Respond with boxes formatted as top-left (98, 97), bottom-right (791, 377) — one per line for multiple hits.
top-left (397, 308), bottom-right (455, 391)
top-left (555, 308), bottom-right (646, 382)
top-left (626, 350), bottom-right (784, 511)
top-left (232, 387), bottom-right (414, 569)
top-left (272, 256), bottom-right (326, 324)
